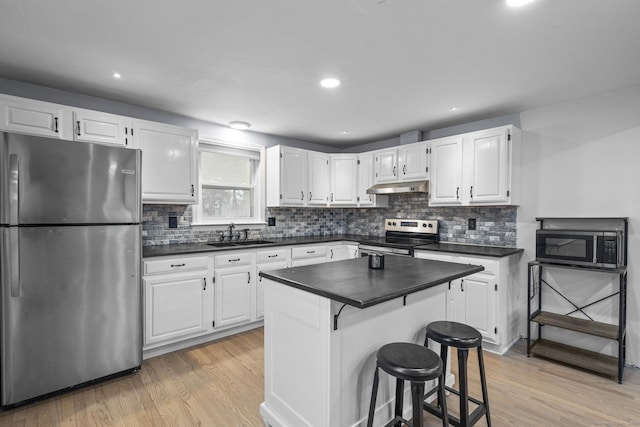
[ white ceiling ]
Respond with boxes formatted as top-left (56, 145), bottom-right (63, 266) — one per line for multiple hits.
top-left (1, 0), bottom-right (640, 147)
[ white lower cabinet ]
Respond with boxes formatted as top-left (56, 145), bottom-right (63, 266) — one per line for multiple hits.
top-left (326, 242), bottom-right (359, 262)
top-left (214, 252), bottom-right (255, 329)
top-left (414, 250), bottom-right (520, 353)
top-left (143, 255), bottom-right (213, 349)
top-left (291, 244), bottom-right (328, 266)
top-left (256, 248), bottom-right (291, 320)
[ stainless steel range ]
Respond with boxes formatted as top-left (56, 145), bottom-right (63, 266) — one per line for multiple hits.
top-left (359, 218), bottom-right (439, 257)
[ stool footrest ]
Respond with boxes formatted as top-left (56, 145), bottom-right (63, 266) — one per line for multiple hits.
top-left (424, 401), bottom-right (487, 427)
top-left (443, 386), bottom-right (486, 407)
top-left (382, 415), bottom-right (412, 427)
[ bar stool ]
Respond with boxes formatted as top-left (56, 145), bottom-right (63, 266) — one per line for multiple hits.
top-left (367, 342), bottom-right (448, 427)
top-left (423, 321), bottom-right (491, 427)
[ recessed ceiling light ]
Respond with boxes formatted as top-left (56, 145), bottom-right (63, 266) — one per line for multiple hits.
top-left (112, 72), bottom-right (121, 79)
top-left (341, 131), bottom-right (349, 135)
top-left (506, 0), bottom-right (535, 7)
top-left (228, 121), bottom-right (251, 130)
top-left (449, 106), bottom-right (459, 112)
top-left (320, 78), bottom-right (341, 88)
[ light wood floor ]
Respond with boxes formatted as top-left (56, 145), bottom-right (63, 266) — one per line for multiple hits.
top-left (1, 328), bottom-right (639, 426)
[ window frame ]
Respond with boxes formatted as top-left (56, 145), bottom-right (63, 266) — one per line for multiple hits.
top-left (192, 138), bottom-right (266, 226)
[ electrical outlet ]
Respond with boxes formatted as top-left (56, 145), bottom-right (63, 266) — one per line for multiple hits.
top-left (268, 217), bottom-right (276, 226)
top-left (168, 216), bottom-right (178, 228)
top-left (468, 218), bottom-right (476, 230)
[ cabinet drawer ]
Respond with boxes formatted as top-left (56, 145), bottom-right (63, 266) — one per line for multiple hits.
top-left (256, 248), bottom-right (289, 263)
top-left (456, 256), bottom-right (499, 276)
top-left (291, 245), bottom-right (327, 259)
top-left (144, 255), bottom-right (209, 275)
top-left (214, 252), bottom-right (254, 268)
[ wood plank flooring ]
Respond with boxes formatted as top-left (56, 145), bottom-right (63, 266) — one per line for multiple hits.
top-left (1, 328), bottom-right (639, 426)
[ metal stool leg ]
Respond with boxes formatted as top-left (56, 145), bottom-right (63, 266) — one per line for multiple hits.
top-left (367, 366), bottom-right (379, 427)
top-left (411, 381), bottom-right (425, 427)
top-left (477, 346), bottom-right (491, 427)
top-left (458, 349), bottom-right (469, 427)
top-left (438, 370), bottom-right (449, 427)
top-left (394, 378), bottom-right (405, 427)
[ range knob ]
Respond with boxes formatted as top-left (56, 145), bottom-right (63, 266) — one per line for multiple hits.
top-left (427, 223), bottom-right (433, 228)
top-left (387, 221), bottom-right (392, 226)
top-left (392, 221), bottom-right (397, 226)
top-left (422, 223), bottom-right (427, 227)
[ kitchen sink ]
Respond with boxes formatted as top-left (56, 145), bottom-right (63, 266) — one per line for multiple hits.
top-left (207, 240), bottom-right (274, 248)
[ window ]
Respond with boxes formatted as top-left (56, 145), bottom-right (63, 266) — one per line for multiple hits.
top-left (193, 140), bottom-right (264, 225)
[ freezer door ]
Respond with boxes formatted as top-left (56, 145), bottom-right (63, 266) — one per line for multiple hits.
top-left (1, 225), bottom-right (142, 405)
top-left (1, 133), bottom-right (140, 225)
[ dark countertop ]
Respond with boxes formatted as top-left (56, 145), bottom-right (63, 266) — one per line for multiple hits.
top-left (143, 234), bottom-right (523, 259)
top-left (415, 243), bottom-right (524, 258)
top-left (259, 256), bottom-right (484, 309)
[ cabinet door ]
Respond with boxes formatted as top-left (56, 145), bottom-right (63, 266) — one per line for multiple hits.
top-left (280, 147), bottom-right (307, 205)
top-left (374, 149), bottom-right (398, 183)
top-left (357, 153), bottom-right (375, 206)
top-left (399, 142), bottom-right (429, 181)
top-left (308, 151), bottom-right (329, 205)
top-left (256, 260), bottom-right (289, 319)
top-left (0, 97), bottom-right (68, 139)
top-left (330, 155), bottom-right (357, 205)
top-left (467, 127), bottom-right (510, 204)
top-left (327, 244), bottom-right (359, 261)
top-left (134, 120), bottom-right (198, 204)
top-left (144, 273), bottom-right (212, 346)
top-left (429, 136), bottom-right (463, 205)
top-left (73, 110), bottom-right (130, 147)
top-left (461, 273), bottom-right (497, 344)
top-left (214, 266), bottom-right (253, 328)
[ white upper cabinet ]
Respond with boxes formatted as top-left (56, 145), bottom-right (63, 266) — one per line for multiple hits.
top-left (0, 95), bottom-right (70, 139)
top-left (73, 110), bottom-right (131, 147)
top-left (373, 148), bottom-right (399, 183)
top-left (429, 136), bottom-right (464, 205)
top-left (430, 125), bottom-right (520, 206)
top-left (307, 151), bottom-right (330, 205)
top-left (330, 154), bottom-right (358, 205)
top-left (134, 119), bottom-right (198, 204)
top-left (267, 145), bottom-right (308, 206)
top-left (356, 153), bottom-right (388, 208)
top-left (398, 141), bottom-right (429, 181)
top-left (466, 126), bottom-right (511, 205)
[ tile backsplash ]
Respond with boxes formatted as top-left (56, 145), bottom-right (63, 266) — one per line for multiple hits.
top-left (142, 193), bottom-right (517, 247)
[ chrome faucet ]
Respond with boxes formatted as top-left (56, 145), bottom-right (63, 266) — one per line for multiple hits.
top-left (228, 222), bottom-right (235, 240)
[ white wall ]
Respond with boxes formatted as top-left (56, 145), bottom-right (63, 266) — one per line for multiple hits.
top-left (517, 86), bottom-right (640, 366)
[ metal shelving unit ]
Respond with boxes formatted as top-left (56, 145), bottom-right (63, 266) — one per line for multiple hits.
top-left (527, 217), bottom-right (628, 383)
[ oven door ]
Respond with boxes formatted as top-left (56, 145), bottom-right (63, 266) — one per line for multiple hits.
top-left (536, 230), bottom-right (598, 267)
top-left (359, 244), bottom-right (412, 257)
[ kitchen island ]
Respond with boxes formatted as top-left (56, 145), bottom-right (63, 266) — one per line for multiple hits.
top-left (259, 256), bottom-right (483, 427)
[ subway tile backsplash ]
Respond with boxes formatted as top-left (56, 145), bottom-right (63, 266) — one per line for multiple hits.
top-left (142, 193), bottom-right (517, 247)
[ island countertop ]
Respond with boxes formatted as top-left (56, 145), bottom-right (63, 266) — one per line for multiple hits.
top-left (259, 255), bottom-right (483, 309)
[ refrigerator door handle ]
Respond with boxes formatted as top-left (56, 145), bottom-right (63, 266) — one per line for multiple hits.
top-left (9, 227), bottom-right (20, 297)
top-left (9, 153), bottom-right (19, 225)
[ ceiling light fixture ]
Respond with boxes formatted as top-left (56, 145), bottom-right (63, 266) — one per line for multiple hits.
top-left (112, 72), bottom-right (121, 79)
top-left (228, 121), bottom-right (251, 130)
top-left (506, 0), bottom-right (535, 7)
top-left (320, 78), bottom-right (341, 88)
top-left (449, 106), bottom-right (459, 112)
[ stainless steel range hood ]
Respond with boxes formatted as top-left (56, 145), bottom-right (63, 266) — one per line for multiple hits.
top-left (366, 180), bottom-right (429, 195)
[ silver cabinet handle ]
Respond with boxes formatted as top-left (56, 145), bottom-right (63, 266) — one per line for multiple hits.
top-left (228, 258), bottom-right (240, 262)
top-left (203, 277), bottom-right (207, 290)
top-left (403, 165), bottom-right (406, 175)
top-left (393, 165), bottom-right (396, 176)
top-left (171, 263), bottom-right (186, 267)
top-left (54, 117), bottom-right (59, 133)
top-left (307, 250), bottom-right (315, 254)
top-left (309, 192), bottom-right (312, 200)
top-left (331, 193), bottom-right (334, 202)
top-left (247, 272), bottom-right (251, 283)
top-left (76, 120), bottom-right (81, 136)
top-left (267, 254), bottom-right (278, 258)
top-left (301, 191), bottom-right (304, 201)
top-left (330, 249), bottom-right (334, 259)
top-left (470, 186), bottom-right (473, 198)
top-left (461, 279), bottom-right (464, 292)
top-left (456, 187), bottom-right (460, 199)
top-left (259, 271), bottom-right (262, 282)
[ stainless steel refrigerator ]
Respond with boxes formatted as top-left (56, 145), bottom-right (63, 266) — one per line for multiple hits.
top-left (0, 132), bottom-right (142, 406)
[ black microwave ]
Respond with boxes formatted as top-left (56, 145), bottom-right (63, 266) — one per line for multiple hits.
top-left (536, 229), bottom-right (624, 269)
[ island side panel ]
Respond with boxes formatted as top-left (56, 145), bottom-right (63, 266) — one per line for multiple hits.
top-left (261, 278), bottom-right (449, 427)
top-left (261, 279), bottom-right (333, 427)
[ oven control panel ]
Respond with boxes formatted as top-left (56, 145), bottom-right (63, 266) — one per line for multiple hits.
top-left (384, 219), bottom-right (438, 234)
